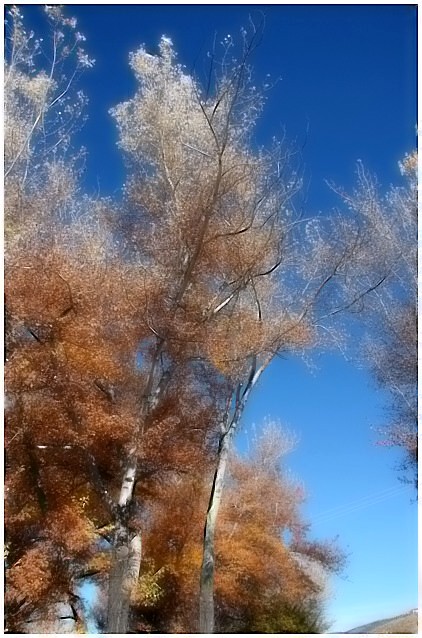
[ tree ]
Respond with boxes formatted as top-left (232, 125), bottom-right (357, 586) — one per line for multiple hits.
top-left (5, 9), bottom-right (405, 633)
top-left (4, 6), bottom-right (98, 632)
top-left (331, 152), bottom-right (417, 487)
top-left (371, 301), bottom-right (417, 486)
top-left (212, 425), bottom-right (344, 633)
top-left (4, 4), bottom-right (94, 242)
top-left (110, 31), bottom-right (396, 633)
top-left (107, 30), bottom-right (309, 633)
top-left (104, 423), bottom-right (342, 633)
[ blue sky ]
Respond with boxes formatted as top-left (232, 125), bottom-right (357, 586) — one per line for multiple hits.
top-left (238, 353), bottom-right (417, 631)
top-left (23, 3), bottom-right (417, 632)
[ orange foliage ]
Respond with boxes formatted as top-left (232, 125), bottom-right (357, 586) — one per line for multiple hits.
top-left (6, 15), bottom-right (326, 632)
top-left (125, 427), bottom-right (341, 633)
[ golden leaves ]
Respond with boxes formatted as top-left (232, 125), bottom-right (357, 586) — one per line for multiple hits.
top-left (400, 150), bottom-right (418, 176)
top-left (131, 560), bottom-right (167, 608)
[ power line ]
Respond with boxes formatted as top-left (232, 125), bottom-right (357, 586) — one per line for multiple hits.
top-left (310, 484), bottom-right (410, 525)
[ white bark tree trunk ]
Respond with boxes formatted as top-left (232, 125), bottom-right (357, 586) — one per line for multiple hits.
top-left (199, 358), bottom-right (266, 633)
top-left (107, 532), bottom-right (142, 633)
top-left (199, 426), bottom-right (233, 633)
top-left (106, 452), bottom-right (142, 634)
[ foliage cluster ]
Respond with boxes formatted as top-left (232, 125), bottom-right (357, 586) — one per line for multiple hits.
top-left (4, 6), bottom-right (416, 634)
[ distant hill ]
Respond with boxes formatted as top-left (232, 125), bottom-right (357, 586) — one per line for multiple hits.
top-left (345, 610), bottom-right (418, 634)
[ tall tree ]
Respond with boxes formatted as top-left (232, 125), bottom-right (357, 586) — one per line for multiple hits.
top-left (109, 31), bottom-right (395, 633)
top-left (107, 30), bottom-right (307, 633)
top-left (4, 6), bottom-right (98, 632)
top-left (5, 9), bottom-right (407, 633)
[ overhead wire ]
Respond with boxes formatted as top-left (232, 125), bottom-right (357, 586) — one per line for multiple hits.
top-left (310, 484), bottom-right (411, 525)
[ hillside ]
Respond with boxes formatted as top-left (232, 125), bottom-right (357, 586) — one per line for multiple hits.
top-left (345, 610), bottom-right (418, 634)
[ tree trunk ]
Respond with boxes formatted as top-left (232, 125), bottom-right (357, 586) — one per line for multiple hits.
top-left (199, 426), bottom-right (233, 633)
top-left (199, 358), bottom-right (266, 633)
top-left (107, 531), bottom-right (142, 633)
top-left (106, 453), bottom-right (141, 634)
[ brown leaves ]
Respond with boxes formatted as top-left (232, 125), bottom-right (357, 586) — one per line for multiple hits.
top-left (44, 503), bottom-right (95, 555)
top-left (124, 420), bottom-right (338, 633)
top-left (7, 545), bottom-right (55, 606)
top-left (4, 25), bottom-right (352, 632)
top-left (6, 264), bottom-right (73, 325)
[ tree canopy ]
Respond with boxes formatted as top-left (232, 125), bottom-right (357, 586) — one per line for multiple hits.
top-left (4, 6), bottom-right (417, 634)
